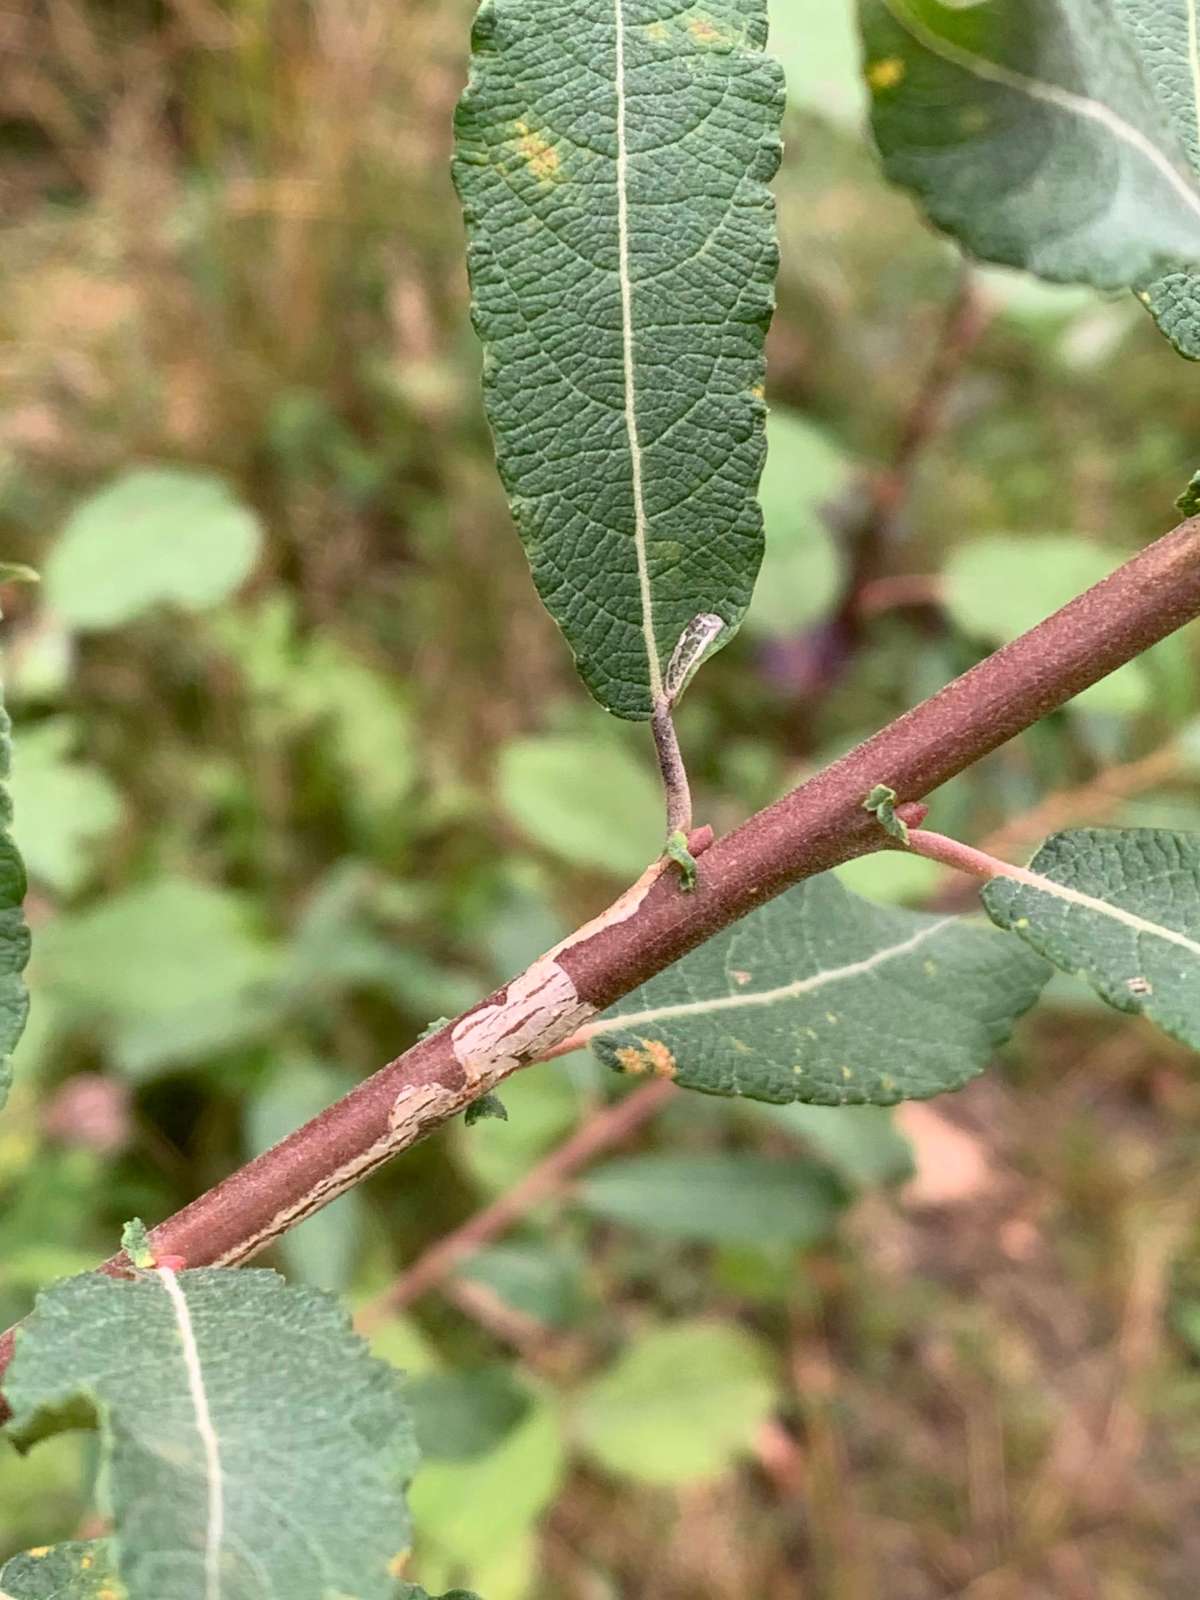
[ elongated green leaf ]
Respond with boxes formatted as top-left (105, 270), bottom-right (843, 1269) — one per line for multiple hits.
top-left (1118, 3), bottom-right (1200, 355)
top-left (982, 829), bottom-right (1200, 1048)
top-left (0, 692), bottom-right (30, 1112)
top-left (0, 1542), bottom-right (118, 1599)
top-left (4, 1269), bottom-right (418, 1600)
top-left (588, 872), bottom-right (1048, 1104)
top-left (454, 0), bottom-right (785, 717)
top-left (578, 1151), bottom-right (845, 1244)
top-left (46, 469), bottom-right (263, 631)
top-left (859, 0), bottom-right (1200, 305)
top-left (575, 1321), bottom-right (774, 1485)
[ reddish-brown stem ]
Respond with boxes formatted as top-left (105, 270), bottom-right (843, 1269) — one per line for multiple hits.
top-left (3, 517), bottom-right (1200, 1409)
top-left (356, 1078), bottom-right (675, 1330)
top-left (904, 828), bottom-right (1012, 882)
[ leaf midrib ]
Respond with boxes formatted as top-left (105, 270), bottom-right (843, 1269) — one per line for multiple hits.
top-left (614, 0), bottom-right (664, 705)
top-left (586, 917), bottom-right (952, 1033)
top-left (882, 0), bottom-right (1200, 223)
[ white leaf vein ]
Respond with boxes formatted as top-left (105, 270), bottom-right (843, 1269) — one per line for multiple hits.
top-left (158, 1269), bottom-right (225, 1600)
top-left (882, 0), bottom-right (1200, 224)
top-left (588, 918), bottom-right (953, 1033)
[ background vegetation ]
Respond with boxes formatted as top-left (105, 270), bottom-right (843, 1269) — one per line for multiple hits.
top-left (3, 1), bottom-right (1200, 1594)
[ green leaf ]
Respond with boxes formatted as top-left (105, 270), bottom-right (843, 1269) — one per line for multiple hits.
top-left (588, 872), bottom-right (1048, 1104)
top-left (0, 1542), bottom-right (119, 1599)
top-left (45, 469), bottom-right (263, 631)
top-left (0, 695), bottom-right (30, 1113)
top-left (5, 1269), bottom-right (418, 1600)
top-left (406, 1368), bottom-right (532, 1463)
top-left (11, 719), bottom-right (121, 896)
top-left (747, 1102), bottom-right (915, 1186)
top-left (497, 734), bottom-right (663, 877)
top-left (459, 1240), bottom-right (587, 1328)
top-left (407, 1398), bottom-right (565, 1572)
top-left (574, 1321), bottom-right (774, 1485)
top-left (771, 0), bottom-right (868, 126)
top-left (1178, 469), bottom-right (1200, 517)
top-left (863, 782), bottom-right (909, 842)
top-left (119, 1218), bottom-right (155, 1270)
top-left (464, 1090), bottom-right (509, 1125)
top-left (35, 875), bottom-right (281, 1077)
top-left (943, 535), bottom-right (1150, 713)
top-left (454, 0), bottom-right (784, 718)
top-left (859, 0), bottom-right (1200, 299)
top-left (744, 408), bottom-right (847, 638)
top-left (981, 829), bottom-right (1200, 1049)
top-left (578, 1151), bottom-right (845, 1245)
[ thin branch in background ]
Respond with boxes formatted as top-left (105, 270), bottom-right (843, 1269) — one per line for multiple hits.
top-left (800, 269), bottom-right (993, 694)
top-left (3, 517), bottom-right (1200, 1411)
top-left (976, 740), bottom-right (1187, 862)
top-left (356, 1077), bottom-right (676, 1333)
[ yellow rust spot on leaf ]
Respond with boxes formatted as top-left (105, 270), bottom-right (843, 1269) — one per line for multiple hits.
top-left (688, 13), bottom-right (731, 47)
top-left (388, 1551), bottom-right (411, 1579)
top-left (80, 1553), bottom-right (94, 1570)
top-left (616, 1037), bottom-right (678, 1078)
top-left (27, 1548), bottom-right (51, 1559)
top-left (868, 57), bottom-right (906, 90)
top-left (512, 119), bottom-right (562, 184)
top-left (644, 20), bottom-right (670, 41)
top-left (731, 968), bottom-right (753, 987)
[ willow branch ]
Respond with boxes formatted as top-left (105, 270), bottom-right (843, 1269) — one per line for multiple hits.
top-left (3, 517), bottom-right (1200, 1408)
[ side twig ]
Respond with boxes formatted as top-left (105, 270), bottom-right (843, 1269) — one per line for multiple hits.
top-left (3, 517), bottom-right (1200, 1409)
top-left (356, 1077), bottom-right (675, 1332)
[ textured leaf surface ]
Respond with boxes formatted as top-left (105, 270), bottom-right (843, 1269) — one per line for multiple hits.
top-left (455, 0), bottom-right (784, 717)
top-left (859, 0), bottom-right (1200, 308)
top-left (578, 1152), bottom-right (844, 1244)
top-left (0, 692), bottom-right (30, 1112)
top-left (5, 1269), bottom-right (418, 1600)
top-left (575, 1321), bottom-right (774, 1485)
top-left (0, 1542), bottom-right (118, 1599)
top-left (588, 872), bottom-right (1048, 1104)
top-left (45, 469), bottom-right (263, 631)
top-left (1118, 3), bottom-right (1200, 355)
top-left (982, 829), bottom-right (1200, 1048)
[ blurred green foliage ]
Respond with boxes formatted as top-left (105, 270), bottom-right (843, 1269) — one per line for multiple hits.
top-left (2, 0), bottom-right (1200, 1595)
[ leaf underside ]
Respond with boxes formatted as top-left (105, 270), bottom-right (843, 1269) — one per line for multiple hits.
top-left (858, 0), bottom-right (1200, 352)
top-left (982, 828), bottom-right (1200, 1049)
top-left (4, 1270), bottom-right (418, 1600)
top-left (454, 0), bottom-right (784, 717)
top-left (589, 872), bottom-right (1049, 1104)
